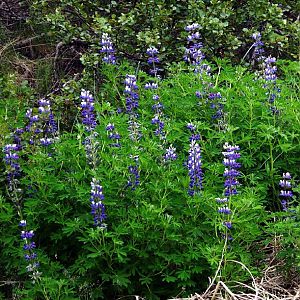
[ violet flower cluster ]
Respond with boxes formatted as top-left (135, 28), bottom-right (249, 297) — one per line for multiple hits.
top-left (90, 178), bottom-right (107, 228)
top-left (106, 123), bottom-right (121, 148)
top-left (185, 24), bottom-right (225, 125)
top-left (252, 32), bottom-right (265, 62)
top-left (208, 92), bottom-right (225, 122)
top-left (127, 155), bottom-right (140, 191)
top-left (83, 132), bottom-right (99, 168)
top-left (80, 89), bottom-right (97, 132)
top-left (124, 75), bottom-right (142, 142)
top-left (3, 143), bottom-right (21, 193)
top-left (80, 90), bottom-right (100, 168)
top-left (146, 47), bottom-right (165, 138)
top-left (222, 143), bottom-right (241, 197)
top-left (25, 98), bottom-right (57, 147)
top-left (187, 123), bottom-right (200, 142)
top-left (19, 220), bottom-right (41, 281)
top-left (146, 46), bottom-right (161, 77)
top-left (100, 33), bottom-right (116, 65)
top-left (187, 140), bottom-right (203, 196)
top-left (263, 56), bottom-right (280, 114)
top-left (163, 145), bottom-right (177, 162)
top-left (124, 75), bottom-right (139, 115)
top-left (184, 23), bottom-right (205, 72)
top-left (217, 143), bottom-right (241, 234)
top-left (279, 172), bottom-right (293, 211)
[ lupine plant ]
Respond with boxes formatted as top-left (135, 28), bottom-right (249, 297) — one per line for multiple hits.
top-left (1, 23), bottom-right (299, 300)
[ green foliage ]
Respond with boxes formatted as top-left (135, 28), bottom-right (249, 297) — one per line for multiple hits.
top-left (29, 0), bottom-right (299, 64)
top-left (1, 54), bottom-right (299, 299)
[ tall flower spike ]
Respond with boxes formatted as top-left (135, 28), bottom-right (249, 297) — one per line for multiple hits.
top-left (100, 33), bottom-right (116, 65)
top-left (90, 178), bottom-right (107, 228)
top-left (187, 140), bottom-right (203, 196)
top-left (20, 220), bottom-right (41, 281)
top-left (279, 172), bottom-right (293, 211)
top-left (217, 143), bottom-right (241, 238)
top-left (124, 75), bottom-right (139, 115)
top-left (146, 46), bottom-right (160, 77)
top-left (3, 144), bottom-right (21, 193)
top-left (145, 47), bottom-right (166, 139)
top-left (163, 145), bottom-right (177, 162)
top-left (127, 155), bottom-right (140, 191)
top-left (222, 142), bottom-right (241, 197)
top-left (252, 32), bottom-right (265, 62)
top-left (106, 123), bottom-right (121, 148)
top-left (262, 56), bottom-right (280, 114)
top-left (80, 89), bottom-right (97, 132)
top-left (184, 23), bottom-right (205, 72)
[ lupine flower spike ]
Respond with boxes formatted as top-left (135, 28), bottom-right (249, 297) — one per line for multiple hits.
top-left (263, 56), bottom-right (280, 114)
top-left (90, 179), bottom-right (107, 228)
top-left (19, 220), bottom-right (41, 281)
top-left (100, 33), bottom-right (116, 65)
top-left (252, 32), bottom-right (265, 63)
top-left (163, 145), bottom-right (177, 162)
top-left (106, 123), bottom-right (121, 148)
top-left (127, 155), bottom-right (140, 191)
top-left (124, 75), bottom-right (142, 142)
top-left (279, 172), bottom-right (293, 211)
top-left (217, 143), bottom-right (241, 239)
top-left (187, 140), bottom-right (203, 196)
top-left (145, 47), bottom-right (166, 140)
top-left (80, 90), bottom-right (97, 132)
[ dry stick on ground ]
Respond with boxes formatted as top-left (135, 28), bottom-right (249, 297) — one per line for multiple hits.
top-left (202, 237), bottom-right (228, 297)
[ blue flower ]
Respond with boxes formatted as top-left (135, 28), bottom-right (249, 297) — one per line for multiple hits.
top-left (279, 172), bottom-right (293, 211)
top-left (100, 33), bottom-right (116, 65)
top-left (222, 143), bottom-right (241, 196)
top-left (90, 178), bottom-right (107, 228)
top-left (163, 145), bottom-right (177, 162)
top-left (80, 90), bottom-right (97, 132)
top-left (19, 221), bottom-right (41, 280)
top-left (187, 140), bottom-right (203, 196)
top-left (127, 155), bottom-right (140, 191)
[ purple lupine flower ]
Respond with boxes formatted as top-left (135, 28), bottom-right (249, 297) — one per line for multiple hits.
top-left (146, 46), bottom-right (161, 77)
top-left (262, 56), bottom-right (280, 114)
top-left (252, 32), bottom-right (265, 62)
top-left (218, 206), bottom-right (231, 214)
top-left (223, 221), bottom-right (233, 229)
top-left (279, 173), bottom-right (293, 211)
top-left (216, 197), bottom-right (229, 204)
top-left (187, 140), bottom-right (203, 196)
top-left (222, 143), bottom-right (241, 196)
top-left (186, 123), bottom-right (200, 142)
top-left (80, 90), bottom-right (97, 132)
top-left (163, 145), bottom-right (177, 162)
top-left (124, 75), bottom-right (139, 114)
top-left (83, 132), bottom-right (99, 168)
top-left (216, 143), bottom-right (241, 240)
top-left (124, 75), bottom-right (141, 141)
top-left (90, 178), bottom-right (107, 227)
top-left (186, 123), bottom-right (196, 131)
top-left (3, 144), bottom-right (21, 191)
top-left (100, 33), bottom-right (116, 65)
top-left (144, 83), bottom-right (158, 90)
top-left (24, 98), bottom-right (58, 147)
top-left (127, 155), bottom-right (140, 190)
top-left (184, 23), bottom-right (206, 72)
top-left (106, 123), bottom-right (121, 147)
top-left (145, 47), bottom-right (166, 139)
top-left (19, 221), bottom-right (41, 281)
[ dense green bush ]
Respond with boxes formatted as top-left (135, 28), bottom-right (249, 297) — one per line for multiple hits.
top-left (29, 0), bottom-right (299, 65)
top-left (1, 49), bottom-right (299, 299)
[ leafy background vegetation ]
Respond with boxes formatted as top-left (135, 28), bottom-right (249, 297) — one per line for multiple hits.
top-left (0, 1), bottom-right (299, 299)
